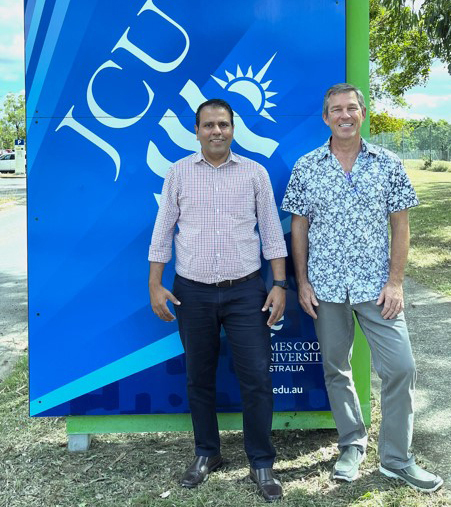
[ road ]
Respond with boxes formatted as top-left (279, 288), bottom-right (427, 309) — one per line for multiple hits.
top-left (0, 177), bottom-right (28, 380)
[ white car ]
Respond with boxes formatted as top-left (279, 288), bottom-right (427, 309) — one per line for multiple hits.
top-left (0, 152), bottom-right (15, 173)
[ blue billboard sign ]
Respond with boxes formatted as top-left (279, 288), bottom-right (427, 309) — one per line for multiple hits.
top-left (26, 0), bottom-right (345, 417)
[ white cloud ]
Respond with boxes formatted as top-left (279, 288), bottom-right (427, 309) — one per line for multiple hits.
top-left (0, 1), bottom-right (24, 93)
top-left (0, 3), bottom-right (22, 23)
top-left (402, 112), bottom-right (428, 120)
top-left (373, 102), bottom-right (428, 121)
top-left (405, 93), bottom-right (451, 108)
top-left (0, 33), bottom-right (24, 62)
top-left (429, 62), bottom-right (450, 79)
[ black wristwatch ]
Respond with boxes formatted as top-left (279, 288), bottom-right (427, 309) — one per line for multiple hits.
top-left (273, 280), bottom-right (288, 289)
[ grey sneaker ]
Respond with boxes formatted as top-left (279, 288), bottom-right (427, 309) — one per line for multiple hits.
top-left (332, 445), bottom-right (366, 482)
top-left (380, 464), bottom-right (443, 492)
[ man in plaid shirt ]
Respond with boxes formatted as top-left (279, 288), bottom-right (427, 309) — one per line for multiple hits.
top-left (149, 98), bottom-right (287, 502)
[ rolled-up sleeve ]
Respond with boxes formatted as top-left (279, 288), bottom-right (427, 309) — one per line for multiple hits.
top-left (256, 168), bottom-right (287, 260)
top-left (148, 167), bottom-right (180, 263)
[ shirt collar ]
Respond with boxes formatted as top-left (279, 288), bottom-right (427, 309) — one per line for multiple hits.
top-left (362, 139), bottom-right (380, 156)
top-left (194, 150), bottom-right (240, 166)
top-left (317, 137), bottom-right (379, 161)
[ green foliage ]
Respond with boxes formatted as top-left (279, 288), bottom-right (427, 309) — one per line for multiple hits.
top-left (371, 117), bottom-right (451, 159)
top-left (370, 0), bottom-right (434, 106)
top-left (422, 158), bottom-right (433, 170)
top-left (430, 162), bottom-right (449, 172)
top-left (381, 0), bottom-right (451, 71)
top-left (406, 118), bottom-right (451, 158)
top-left (370, 110), bottom-right (405, 135)
top-left (0, 93), bottom-right (26, 150)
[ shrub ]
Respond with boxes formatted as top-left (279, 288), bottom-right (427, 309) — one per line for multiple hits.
top-left (421, 159), bottom-right (432, 170)
top-left (430, 163), bottom-right (448, 172)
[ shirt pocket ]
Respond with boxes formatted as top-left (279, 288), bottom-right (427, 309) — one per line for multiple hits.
top-left (223, 182), bottom-right (256, 218)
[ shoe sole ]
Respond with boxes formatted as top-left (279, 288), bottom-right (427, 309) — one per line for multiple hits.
top-left (332, 451), bottom-right (366, 483)
top-left (180, 459), bottom-right (224, 488)
top-left (379, 466), bottom-right (444, 493)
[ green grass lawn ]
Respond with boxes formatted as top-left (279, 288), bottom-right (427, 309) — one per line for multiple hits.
top-left (404, 163), bottom-right (451, 297)
top-left (404, 159), bottom-right (451, 172)
top-left (1, 357), bottom-right (449, 507)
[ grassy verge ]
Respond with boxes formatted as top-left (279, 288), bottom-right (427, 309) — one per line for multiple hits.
top-left (1, 356), bottom-right (449, 507)
top-left (0, 196), bottom-right (18, 207)
top-left (404, 159), bottom-right (451, 172)
top-left (404, 163), bottom-right (451, 297)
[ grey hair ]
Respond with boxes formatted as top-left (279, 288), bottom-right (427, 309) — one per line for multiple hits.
top-left (322, 83), bottom-right (366, 118)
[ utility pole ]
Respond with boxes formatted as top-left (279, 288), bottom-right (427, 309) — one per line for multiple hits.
top-left (429, 123), bottom-right (432, 164)
top-left (402, 126), bottom-right (405, 164)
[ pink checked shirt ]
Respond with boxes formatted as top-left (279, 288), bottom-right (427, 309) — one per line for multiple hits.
top-left (148, 151), bottom-right (287, 283)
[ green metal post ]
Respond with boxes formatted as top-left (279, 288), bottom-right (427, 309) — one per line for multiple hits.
top-left (347, 0), bottom-right (370, 140)
top-left (346, 0), bottom-right (372, 425)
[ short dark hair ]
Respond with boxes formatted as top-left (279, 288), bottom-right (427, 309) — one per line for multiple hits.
top-left (195, 98), bottom-right (234, 127)
top-left (323, 83), bottom-right (366, 118)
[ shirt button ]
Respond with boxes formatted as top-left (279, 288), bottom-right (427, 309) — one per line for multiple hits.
top-left (216, 209), bottom-right (220, 213)
top-left (216, 253), bottom-right (220, 257)
top-left (216, 230), bottom-right (220, 234)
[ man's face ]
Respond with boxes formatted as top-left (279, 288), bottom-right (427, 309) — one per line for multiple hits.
top-left (195, 106), bottom-right (234, 165)
top-left (323, 91), bottom-right (366, 141)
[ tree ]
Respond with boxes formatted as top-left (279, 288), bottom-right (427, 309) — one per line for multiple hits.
top-left (0, 93), bottom-right (26, 150)
top-left (370, 0), bottom-right (434, 106)
top-left (381, 0), bottom-right (451, 72)
top-left (406, 118), bottom-right (451, 160)
top-left (370, 110), bottom-right (405, 135)
top-left (370, 111), bottom-right (415, 152)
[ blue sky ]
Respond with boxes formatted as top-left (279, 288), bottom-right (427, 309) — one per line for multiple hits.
top-left (375, 60), bottom-right (451, 121)
top-left (1, 1), bottom-right (450, 122)
top-left (0, 1), bottom-right (24, 100)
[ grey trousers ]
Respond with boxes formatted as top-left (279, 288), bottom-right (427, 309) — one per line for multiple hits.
top-left (314, 298), bottom-right (416, 469)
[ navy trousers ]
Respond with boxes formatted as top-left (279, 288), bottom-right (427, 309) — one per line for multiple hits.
top-left (173, 274), bottom-right (276, 469)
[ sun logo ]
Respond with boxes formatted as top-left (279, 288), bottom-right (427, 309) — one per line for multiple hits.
top-left (211, 53), bottom-right (278, 123)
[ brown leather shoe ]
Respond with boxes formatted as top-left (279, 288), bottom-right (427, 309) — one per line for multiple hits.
top-left (250, 467), bottom-right (283, 502)
top-left (180, 455), bottom-right (223, 488)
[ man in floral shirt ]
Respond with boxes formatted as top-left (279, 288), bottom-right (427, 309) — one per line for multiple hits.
top-left (282, 83), bottom-right (443, 492)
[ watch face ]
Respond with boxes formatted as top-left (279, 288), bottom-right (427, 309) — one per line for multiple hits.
top-left (274, 280), bottom-right (288, 289)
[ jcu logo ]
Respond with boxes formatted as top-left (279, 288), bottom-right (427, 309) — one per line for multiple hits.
top-left (55, 0), bottom-right (280, 201)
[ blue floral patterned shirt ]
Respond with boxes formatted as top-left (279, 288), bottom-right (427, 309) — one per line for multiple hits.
top-left (281, 138), bottom-right (419, 304)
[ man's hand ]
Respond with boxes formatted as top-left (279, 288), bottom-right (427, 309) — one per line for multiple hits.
top-left (262, 286), bottom-right (286, 327)
top-left (376, 281), bottom-right (404, 320)
top-left (298, 282), bottom-right (319, 319)
top-left (150, 284), bottom-right (181, 322)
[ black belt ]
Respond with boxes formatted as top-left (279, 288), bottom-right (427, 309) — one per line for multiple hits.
top-left (180, 270), bottom-right (260, 288)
